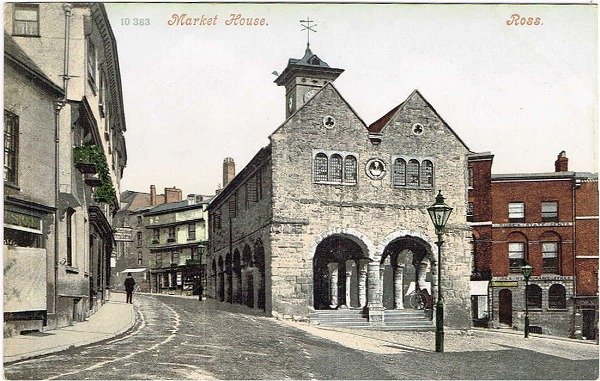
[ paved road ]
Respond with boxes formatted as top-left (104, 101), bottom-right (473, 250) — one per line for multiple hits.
top-left (4, 294), bottom-right (598, 380)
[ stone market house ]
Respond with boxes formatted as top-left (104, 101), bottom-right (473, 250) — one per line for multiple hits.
top-left (4, 3), bottom-right (126, 335)
top-left (206, 45), bottom-right (473, 328)
top-left (469, 152), bottom-right (598, 339)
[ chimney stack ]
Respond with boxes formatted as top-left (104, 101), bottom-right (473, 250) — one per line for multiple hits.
top-left (165, 186), bottom-right (182, 203)
top-left (223, 157), bottom-right (236, 188)
top-left (150, 185), bottom-right (156, 205)
top-left (555, 151), bottom-right (569, 172)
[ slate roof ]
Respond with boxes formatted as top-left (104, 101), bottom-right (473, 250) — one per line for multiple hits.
top-left (4, 32), bottom-right (63, 95)
top-left (145, 197), bottom-right (212, 216)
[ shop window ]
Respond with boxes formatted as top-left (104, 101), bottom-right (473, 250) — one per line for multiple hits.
top-left (168, 227), bottom-right (175, 242)
top-left (548, 284), bottom-right (566, 309)
top-left (526, 284), bottom-right (542, 309)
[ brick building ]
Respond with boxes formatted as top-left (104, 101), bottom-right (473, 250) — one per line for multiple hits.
top-left (4, 3), bottom-right (126, 335)
top-left (469, 151), bottom-right (598, 339)
top-left (145, 194), bottom-right (211, 296)
top-left (112, 185), bottom-right (183, 292)
top-left (206, 45), bottom-right (473, 328)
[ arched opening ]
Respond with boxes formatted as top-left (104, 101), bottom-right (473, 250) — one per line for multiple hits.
top-left (499, 289), bottom-right (512, 326)
top-left (313, 234), bottom-right (368, 310)
top-left (217, 256), bottom-right (224, 302)
top-left (254, 239), bottom-right (266, 311)
top-left (242, 244), bottom-right (254, 308)
top-left (211, 259), bottom-right (217, 299)
top-left (233, 249), bottom-right (242, 304)
top-left (225, 252), bottom-right (233, 303)
top-left (548, 284), bottom-right (566, 309)
top-left (381, 236), bottom-right (433, 310)
top-left (526, 284), bottom-right (542, 309)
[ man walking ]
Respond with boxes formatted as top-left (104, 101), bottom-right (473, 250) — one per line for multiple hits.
top-left (124, 272), bottom-right (135, 304)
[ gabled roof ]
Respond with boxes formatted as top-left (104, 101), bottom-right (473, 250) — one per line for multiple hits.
top-left (269, 81), bottom-right (369, 138)
top-left (4, 32), bottom-right (63, 96)
top-left (367, 89), bottom-right (470, 151)
top-left (145, 198), bottom-right (211, 216)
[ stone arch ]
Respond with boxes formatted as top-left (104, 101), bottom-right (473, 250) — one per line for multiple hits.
top-left (380, 234), bottom-right (435, 310)
top-left (310, 228), bottom-right (375, 261)
top-left (377, 230), bottom-right (436, 263)
top-left (312, 233), bottom-right (371, 310)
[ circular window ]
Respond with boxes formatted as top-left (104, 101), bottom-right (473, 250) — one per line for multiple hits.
top-left (323, 115), bottom-right (336, 129)
top-left (412, 123), bottom-right (424, 135)
top-left (365, 158), bottom-right (386, 180)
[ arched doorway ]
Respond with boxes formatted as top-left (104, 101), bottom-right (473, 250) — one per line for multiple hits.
top-left (499, 289), bottom-right (513, 326)
top-left (313, 235), bottom-right (368, 310)
top-left (381, 236), bottom-right (434, 310)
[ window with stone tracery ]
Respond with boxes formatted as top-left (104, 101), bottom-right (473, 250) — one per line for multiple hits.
top-left (314, 153), bottom-right (328, 182)
top-left (392, 158), bottom-right (406, 186)
top-left (330, 154), bottom-right (343, 182)
top-left (313, 151), bottom-right (358, 185)
top-left (344, 156), bottom-right (357, 183)
top-left (407, 159), bottom-right (420, 187)
top-left (421, 160), bottom-right (433, 188)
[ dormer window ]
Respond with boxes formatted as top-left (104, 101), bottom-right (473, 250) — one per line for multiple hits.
top-left (310, 56), bottom-right (321, 65)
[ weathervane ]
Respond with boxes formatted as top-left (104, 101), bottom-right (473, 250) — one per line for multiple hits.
top-left (300, 17), bottom-right (317, 48)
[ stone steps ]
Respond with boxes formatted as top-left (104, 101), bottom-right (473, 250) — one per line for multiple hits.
top-left (308, 308), bottom-right (434, 330)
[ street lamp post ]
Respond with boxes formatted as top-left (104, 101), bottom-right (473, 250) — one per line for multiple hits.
top-left (427, 190), bottom-right (453, 353)
top-left (521, 263), bottom-right (533, 338)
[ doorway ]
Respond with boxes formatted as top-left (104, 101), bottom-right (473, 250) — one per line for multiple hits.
top-left (499, 289), bottom-right (512, 326)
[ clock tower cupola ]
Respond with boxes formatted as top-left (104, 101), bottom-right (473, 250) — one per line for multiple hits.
top-left (274, 19), bottom-right (344, 117)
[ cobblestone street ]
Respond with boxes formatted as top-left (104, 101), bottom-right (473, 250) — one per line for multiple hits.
top-left (4, 294), bottom-right (599, 380)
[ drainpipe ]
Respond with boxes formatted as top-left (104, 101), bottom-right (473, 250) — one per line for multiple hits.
top-left (53, 3), bottom-right (72, 316)
top-left (572, 177), bottom-right (578, 337)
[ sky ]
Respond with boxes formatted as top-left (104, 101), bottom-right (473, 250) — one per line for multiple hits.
top-left (104, 3), bottom-right (598, 197)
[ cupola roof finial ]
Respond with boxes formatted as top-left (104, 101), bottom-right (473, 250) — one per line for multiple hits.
top-left (300, 17), bottom-right (316, 52)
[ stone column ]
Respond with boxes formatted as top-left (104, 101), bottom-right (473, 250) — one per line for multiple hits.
top-left (394, 264), bottom-right (405, 309)
top-left (328, 262), bottom-right (339, 308)
top-left (367, 261), bottom-right (384, 323)
top-left (358, 260), bottom-right (368, 308)
top-left (224, 272), bottom-right (230, 303)
top-left (239, 268), bottom-right (246, 305)
top-left (253, 268), bottom-right (260, 309)
top-left (344, 264), bottom-right (352, 308)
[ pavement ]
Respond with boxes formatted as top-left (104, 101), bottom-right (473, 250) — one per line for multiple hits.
top-left (3, 298), bottom-right (135, 364)
top-left (3, 292), bottom-right (598, 366)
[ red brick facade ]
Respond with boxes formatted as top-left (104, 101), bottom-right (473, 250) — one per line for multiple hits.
top-left (469, 151), bottom-right (598, 339)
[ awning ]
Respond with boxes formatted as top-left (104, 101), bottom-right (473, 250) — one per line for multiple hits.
top-left (121, 268), bottom-right (147, 273)
top-left (405, 281), bottom-right (431, 296)
top-left (470, 281), bottom-right (490, 296)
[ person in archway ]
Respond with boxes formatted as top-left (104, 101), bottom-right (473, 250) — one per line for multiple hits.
top-left (124, 272), bottom-right (135, 304)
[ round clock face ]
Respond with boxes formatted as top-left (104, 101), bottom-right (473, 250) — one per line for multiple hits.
top-left (365, 158), bottom-right (386, 180)
top-left (304, 89), bottom-right (318, 102)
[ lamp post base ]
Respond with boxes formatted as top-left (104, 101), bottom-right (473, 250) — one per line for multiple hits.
top-left (435, 301), bottom-right (444, 353)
